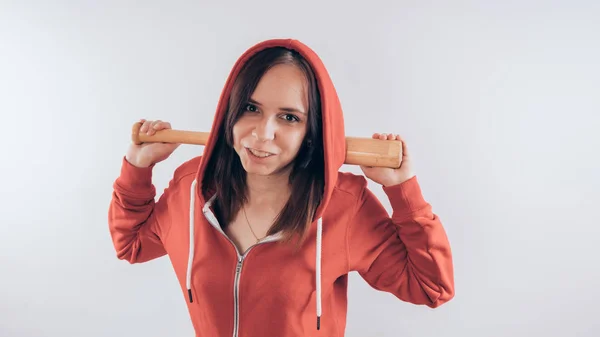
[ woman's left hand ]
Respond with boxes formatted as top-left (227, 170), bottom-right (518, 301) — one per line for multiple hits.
top-left (360, 133), bottom-right (415, 187)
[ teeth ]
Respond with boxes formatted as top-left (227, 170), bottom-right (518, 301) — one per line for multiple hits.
top-left (248, 148), bottom-right (273, 158)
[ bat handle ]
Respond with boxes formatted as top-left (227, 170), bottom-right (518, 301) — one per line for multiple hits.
top-left (131, 121), bottom-right (210, 145)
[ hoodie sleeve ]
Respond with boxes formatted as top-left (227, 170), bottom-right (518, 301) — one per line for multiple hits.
top-left (346, 175), bottom-right (454, 308)
top-left (107, 156), bottom-right (173, 264)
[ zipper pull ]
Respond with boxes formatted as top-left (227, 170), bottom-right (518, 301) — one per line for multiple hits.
top-left (236, 256), bottom-right (243, 273)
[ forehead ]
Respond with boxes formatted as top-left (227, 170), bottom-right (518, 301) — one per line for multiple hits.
top-left (251, 64), bottom-right (308, 111)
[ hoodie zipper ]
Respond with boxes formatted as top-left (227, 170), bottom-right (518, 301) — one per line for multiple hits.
top-left (233, 254), bottom-right (245, 337)
top-left (232, 246), bottom-right (263, 337)
top-left (203, 207), bottom-right (279, 337)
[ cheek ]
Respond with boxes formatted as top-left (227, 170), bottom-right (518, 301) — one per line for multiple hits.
top-left (232, 124), bottom-right (239, 141)
top-left (285, 130), bottom-right (307, 152)
top-left (232, 122), bottom-right (245, 145)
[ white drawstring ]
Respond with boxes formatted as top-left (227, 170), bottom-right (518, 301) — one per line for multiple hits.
top-left (186, 179), bottom-right (197, 303)
top-left (316, 217), bottom-right (322, 330)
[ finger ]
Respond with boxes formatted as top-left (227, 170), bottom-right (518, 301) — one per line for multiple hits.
top-left (153, 120), bottom-right (171, 130)
top-left (379, 133), bottom-right (387, 140)
top-left (147, 121), bottom-right (156, 135)
top-left (148, 120), bottom-right (163, 135)
top-left (372, 133), bottom-right (380, 139)
top-left (140, 120), bottom-right (152, 133)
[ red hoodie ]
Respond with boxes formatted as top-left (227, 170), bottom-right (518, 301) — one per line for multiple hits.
top-left (108, 38), bottom-right (454, 336)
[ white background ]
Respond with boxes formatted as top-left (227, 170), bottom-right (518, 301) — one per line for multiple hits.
top-left (1, 1), bottom-right (599, 336)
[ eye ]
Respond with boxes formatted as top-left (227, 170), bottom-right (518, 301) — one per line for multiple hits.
top-left (244, 103), bottom-right (258, 112)
top-left (282, 114), bottom-right (300, 123)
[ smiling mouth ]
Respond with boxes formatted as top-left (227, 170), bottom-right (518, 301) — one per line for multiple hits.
top-left (246, 147), bottom-right (275, 158)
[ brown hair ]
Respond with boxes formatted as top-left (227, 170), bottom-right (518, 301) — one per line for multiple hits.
top-left (202, 46), bottom-right (324, 247)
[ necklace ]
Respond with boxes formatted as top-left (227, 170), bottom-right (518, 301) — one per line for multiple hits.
top-left (242, 206), bottom-right (261, 243)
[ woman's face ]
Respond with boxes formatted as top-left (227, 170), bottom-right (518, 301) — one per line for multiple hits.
top-left (233, 63), bottom-right (309, 177)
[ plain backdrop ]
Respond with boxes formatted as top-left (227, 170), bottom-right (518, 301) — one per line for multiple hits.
top-left (1, 1), bottom-right (599, 336)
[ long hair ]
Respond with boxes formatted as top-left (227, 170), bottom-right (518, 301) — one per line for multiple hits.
top-left (202, 46), bottom-right (324, 247)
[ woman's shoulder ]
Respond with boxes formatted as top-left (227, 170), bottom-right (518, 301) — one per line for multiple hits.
top-left (170, 155), bottom-right (202, 184)
top-left (333, 171), bottom-right (369, 199)
top-left (323, 171), bottom-right (379, 221)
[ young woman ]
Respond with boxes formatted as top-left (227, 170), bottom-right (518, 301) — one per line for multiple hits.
top-left (109, 38), bottom-right (454, 336)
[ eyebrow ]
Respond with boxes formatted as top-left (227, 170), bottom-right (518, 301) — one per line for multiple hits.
top-left (248, 98), bottom-right (306, 115)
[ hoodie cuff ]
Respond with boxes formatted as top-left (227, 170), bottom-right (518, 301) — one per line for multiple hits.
top-left (115, 156), bottom-right (156, 194)
top-left (382, 176), bottom-right (428, 220)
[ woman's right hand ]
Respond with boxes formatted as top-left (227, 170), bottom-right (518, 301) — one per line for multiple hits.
top-left (126, 119), bottom-right (180, 168)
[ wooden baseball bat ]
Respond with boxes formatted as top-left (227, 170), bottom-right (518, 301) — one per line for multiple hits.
top-left (131, 121), bottom-right (403, 168)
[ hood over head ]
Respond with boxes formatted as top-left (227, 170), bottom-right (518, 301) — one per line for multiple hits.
top-left (194, 38), bottom-right (346, 221)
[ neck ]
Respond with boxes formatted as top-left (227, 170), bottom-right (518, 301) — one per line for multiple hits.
top-left (245, 170), bottom-right (291, 208)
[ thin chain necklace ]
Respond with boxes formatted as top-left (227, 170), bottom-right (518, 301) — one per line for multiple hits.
top-left (242, 205), bottom-right (261, 243)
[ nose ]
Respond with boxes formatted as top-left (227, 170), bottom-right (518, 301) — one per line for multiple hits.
top-left (252, 116), bottom-right (276, 142)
